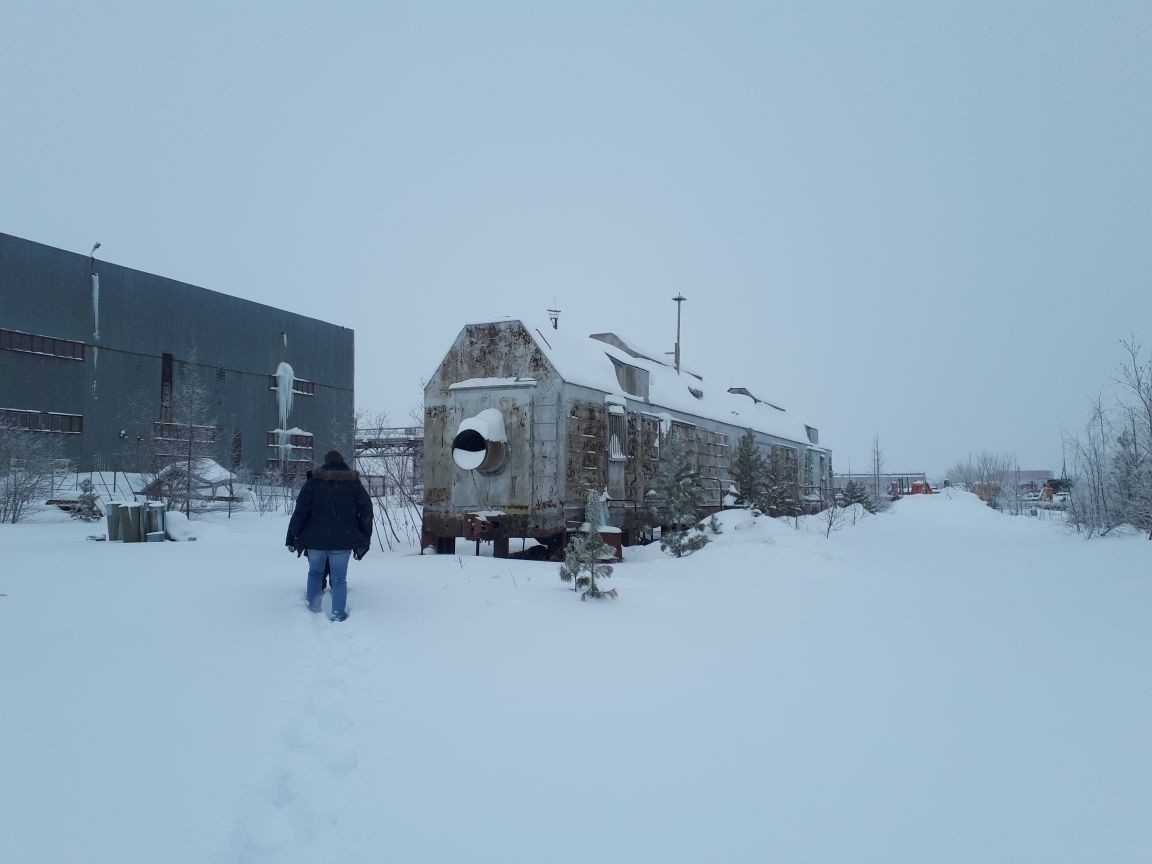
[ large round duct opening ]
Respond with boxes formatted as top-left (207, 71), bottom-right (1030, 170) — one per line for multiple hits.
top-left (452, 423), bottom-right (509, 475)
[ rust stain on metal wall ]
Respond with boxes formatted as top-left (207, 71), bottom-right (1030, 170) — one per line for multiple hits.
top-left (454, 322), bottom-right (550, 382)
top-left (565, 401), bottom-right (605, 490)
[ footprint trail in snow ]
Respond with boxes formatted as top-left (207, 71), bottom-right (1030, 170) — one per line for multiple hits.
top-left (224, 601), bottom-right (385, 863)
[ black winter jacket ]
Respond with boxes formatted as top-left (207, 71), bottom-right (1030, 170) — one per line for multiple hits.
top-left (286, 462), bottom-right (373, 551)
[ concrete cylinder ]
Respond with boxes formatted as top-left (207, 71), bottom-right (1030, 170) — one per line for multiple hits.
top-left (147, 503), bottom-right (165, 535)
top-left (121, 504), bottom-right (144, 543)
top-left (106, 502), bottom-right (121, 541)
top-left (119, 506), bottom-right (135, 542)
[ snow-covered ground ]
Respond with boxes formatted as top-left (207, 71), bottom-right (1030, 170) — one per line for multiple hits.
top-left (2, 491), bottom-right (1149, 864)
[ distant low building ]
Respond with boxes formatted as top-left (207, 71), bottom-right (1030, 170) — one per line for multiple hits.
top-left (1010, 470), bottom-right (1054, 493)
top-left (834, 472), bottom-right (927, 498)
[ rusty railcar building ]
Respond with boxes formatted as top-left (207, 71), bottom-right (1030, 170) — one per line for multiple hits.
top-left (422, 316), bottom-right (833, 555)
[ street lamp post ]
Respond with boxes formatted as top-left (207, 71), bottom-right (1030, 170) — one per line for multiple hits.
top-left (672, 294), bottom-right (686, 373)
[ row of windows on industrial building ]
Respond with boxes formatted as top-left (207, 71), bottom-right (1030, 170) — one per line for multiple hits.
top-left (3, 327), bottom-right (317, 471)
top-left (2, 328), bottom-right (317, 397)
top-left (0, 409), bottom-right (84, 433)
top-left (0, 328), bottom-right (86, 360)
top-left (2, 321), bottom-right (90, 435)
top-left (149, 425), bottom-right (316, 474)
top-left (3, 421), bottom-right (315, 475)
top-left (1, 410), bottom-right (315, 474)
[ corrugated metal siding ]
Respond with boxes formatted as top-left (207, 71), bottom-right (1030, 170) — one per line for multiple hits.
top-left (0, 233), bottom-right (354, 473)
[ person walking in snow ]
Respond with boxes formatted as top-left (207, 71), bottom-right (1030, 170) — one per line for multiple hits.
top-left (286, 450), bottom-right (373, 621)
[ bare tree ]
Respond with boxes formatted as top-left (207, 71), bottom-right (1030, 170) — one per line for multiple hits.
top-left (119, 386), bottom-right (158, 471)
top-left (1109, 416), bottom-right (1150, 534)
top-left (355, 409), bottom-right (424, 549)
top-left (975, 450), bottom-right (1015, 509)
top-left (163, 350), bottom-right (218, 518)
top-left (945, 450), bottom-right (1016, 509)
top-left (1116, 338), bottom-right (1152, 538)
top-left (1054, 339), bottom-right (1152, 538)
top-left (215, 415), bottom-right (249, 518)
top-left (1065, 398), bottom-right (1121, 536)
top-left (820, 498), bottom-right (851, 538)
top-left (870, 433), bottom-right (890, 509)
top-left (327, 410), bottom-right (355, 467)
top-left (252, 467), bottom-right (287, 515)
top-left (945, 456), bottom-right (978, 491)
top-left (0, 422), bottom-right (65, 523)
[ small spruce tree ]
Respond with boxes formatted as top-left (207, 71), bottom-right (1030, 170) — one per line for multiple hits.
top-left (653, 432), bottom-right (710, 557)
top-left (841, 480), bottom-right (877, 514)
top-left (559, 488), bottom-right (617, 600)
top-left (71, 479), bottom-right (103, 522)
top-left (732, 429), bottom-right (770, 511)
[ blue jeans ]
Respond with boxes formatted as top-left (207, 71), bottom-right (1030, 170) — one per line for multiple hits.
top-left (306, 549), bottom-right (351, 616)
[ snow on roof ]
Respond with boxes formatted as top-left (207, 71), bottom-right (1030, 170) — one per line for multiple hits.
top-left (156, 458), bottom-right (238, 484)
top-left (449, 377), bottom-right (537, 390)
top-left (467, 316), bottom-right (825, 450)
top-left (586, 331), bottom-right (702, 379)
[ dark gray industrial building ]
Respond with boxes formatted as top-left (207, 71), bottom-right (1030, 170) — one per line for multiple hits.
top-left (0, 232), bottom-right (354, 476)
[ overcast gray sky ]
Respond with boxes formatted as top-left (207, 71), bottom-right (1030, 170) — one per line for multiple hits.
top-left (3, 1), bottom-right (1149, 476)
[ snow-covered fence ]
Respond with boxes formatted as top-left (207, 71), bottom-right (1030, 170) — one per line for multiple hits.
top-left (251, 470), bottom-right (305, 516)
top-left (53, 467), bottom-right (148, 503)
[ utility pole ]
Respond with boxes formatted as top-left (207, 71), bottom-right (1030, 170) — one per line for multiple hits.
top-left (672, 294), bottom-right (686, 373)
